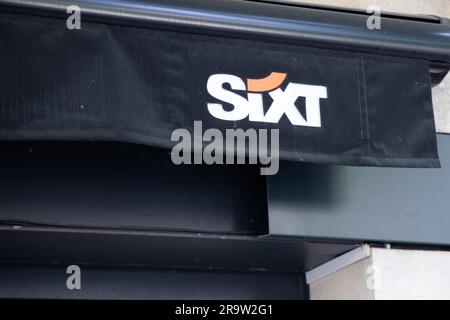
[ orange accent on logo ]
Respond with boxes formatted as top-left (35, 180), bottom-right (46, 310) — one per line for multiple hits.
top-left (246, 72), bottom-right (287, 93)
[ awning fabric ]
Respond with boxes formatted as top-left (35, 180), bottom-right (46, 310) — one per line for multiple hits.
top-left (0, 10), bottom-right (440, 167)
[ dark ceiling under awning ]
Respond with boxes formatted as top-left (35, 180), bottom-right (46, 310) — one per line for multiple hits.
top-left (0, 0), bottom-right (449, 168)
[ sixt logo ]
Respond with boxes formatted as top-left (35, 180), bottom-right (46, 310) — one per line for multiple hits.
top-left (207, 72), bottom-right (328, 127)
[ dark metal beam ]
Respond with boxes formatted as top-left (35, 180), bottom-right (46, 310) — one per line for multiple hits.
top-left (1, 0), bottom-right (449, 67)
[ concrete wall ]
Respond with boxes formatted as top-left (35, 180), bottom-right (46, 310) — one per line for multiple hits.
top-left (309, 259), bottom-right (373, 300)
top-left (299, 0), bottom-right (450, 16)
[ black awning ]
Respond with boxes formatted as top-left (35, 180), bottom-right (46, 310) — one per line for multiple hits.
top-left (0, 0), bottom-right (447, 168)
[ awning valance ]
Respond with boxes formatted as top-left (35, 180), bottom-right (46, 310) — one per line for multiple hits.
top-left (0, 0), bottom-right (448, 168)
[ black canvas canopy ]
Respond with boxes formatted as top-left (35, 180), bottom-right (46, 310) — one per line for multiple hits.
top-left (0, 0), bottom-right (449, 168)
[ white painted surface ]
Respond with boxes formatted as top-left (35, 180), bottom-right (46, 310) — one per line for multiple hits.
top-left (371, 248), bottom-right (450, 300)
top-left (309, 256), bottom-right (374, 300)
top-left (309, 247), bottom-right (450, 300)
top-left (306, 245), bottom-right (370, 284)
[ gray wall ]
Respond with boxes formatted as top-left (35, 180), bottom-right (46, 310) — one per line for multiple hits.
top-left (268, 134), bottom-right (450, 246)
